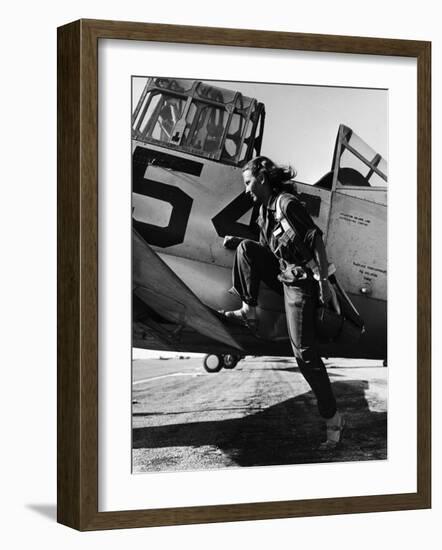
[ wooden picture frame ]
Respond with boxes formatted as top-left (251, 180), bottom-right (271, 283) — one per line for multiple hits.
top-left (57, 19), bottom-right (431, 530)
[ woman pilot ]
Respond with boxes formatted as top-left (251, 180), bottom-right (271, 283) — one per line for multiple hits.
top-left (223, 156), bottom-right (344, 449)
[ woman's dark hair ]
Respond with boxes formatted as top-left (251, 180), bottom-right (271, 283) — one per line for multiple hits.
top-left (242, 156), bottom-right (297, 191)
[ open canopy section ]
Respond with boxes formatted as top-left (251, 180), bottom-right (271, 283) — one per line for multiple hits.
top-left (332, 124), bottom-right (388, 188)
top-left (314, 124), bottom-right (388, 191)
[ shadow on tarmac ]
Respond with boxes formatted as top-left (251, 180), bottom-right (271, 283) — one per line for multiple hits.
top-left (133, 379), bottom-right (387, 467)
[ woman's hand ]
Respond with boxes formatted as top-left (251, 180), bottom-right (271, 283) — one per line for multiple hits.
top-left (223, 236), bottom-right (243, 250)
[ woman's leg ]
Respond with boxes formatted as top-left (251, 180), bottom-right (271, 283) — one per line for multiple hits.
top-left (231, 239), bottom-right (282, 305)
top-left (283, 279), bottom-right (337, 419)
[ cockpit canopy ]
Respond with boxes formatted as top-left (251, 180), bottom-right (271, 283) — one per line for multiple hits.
top-left (132, 78), bottom-right (265, 166)
top-left (314, 124), bottom-right (388, 191)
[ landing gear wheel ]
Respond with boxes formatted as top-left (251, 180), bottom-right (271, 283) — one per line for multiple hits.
top-left (203, 354), bottom-right (223, 373)
top-left (222, 354), bottom-right (239, 370)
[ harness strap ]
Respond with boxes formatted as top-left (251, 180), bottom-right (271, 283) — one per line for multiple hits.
top-left (274, 193), bottom-right (315, 264)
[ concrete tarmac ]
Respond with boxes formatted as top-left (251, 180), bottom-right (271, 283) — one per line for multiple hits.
top-left (132, 356), bottom-right (387, 473)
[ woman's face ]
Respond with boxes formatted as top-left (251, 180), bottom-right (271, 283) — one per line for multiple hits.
top-left (243, 169), bottom-right (266, 203)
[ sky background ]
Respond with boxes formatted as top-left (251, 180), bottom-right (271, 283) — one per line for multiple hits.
top-left (132, 77), bottom-right (388, 359)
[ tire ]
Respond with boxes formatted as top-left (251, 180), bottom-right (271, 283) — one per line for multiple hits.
top-left (203, 354), bottom-right (223, 373)
top-left (222, 354), bottom-right (239, 370)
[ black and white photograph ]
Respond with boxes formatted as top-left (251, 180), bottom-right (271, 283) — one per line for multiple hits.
top-left (131, 76), bottom-right (388, 473)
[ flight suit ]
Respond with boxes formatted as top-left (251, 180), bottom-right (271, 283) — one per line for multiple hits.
top-left (230, 192), bottom-right (337, 419)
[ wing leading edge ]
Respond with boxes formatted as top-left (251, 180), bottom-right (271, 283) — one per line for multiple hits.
top-left (133, 230), bottom-right (243, 352)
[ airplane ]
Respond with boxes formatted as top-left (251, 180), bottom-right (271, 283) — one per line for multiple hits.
top-left (131, 77), bottom-right (387, 372)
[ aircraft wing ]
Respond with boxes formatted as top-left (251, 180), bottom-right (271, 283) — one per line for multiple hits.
top-left (133, 230), bottom-right (243, 353)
